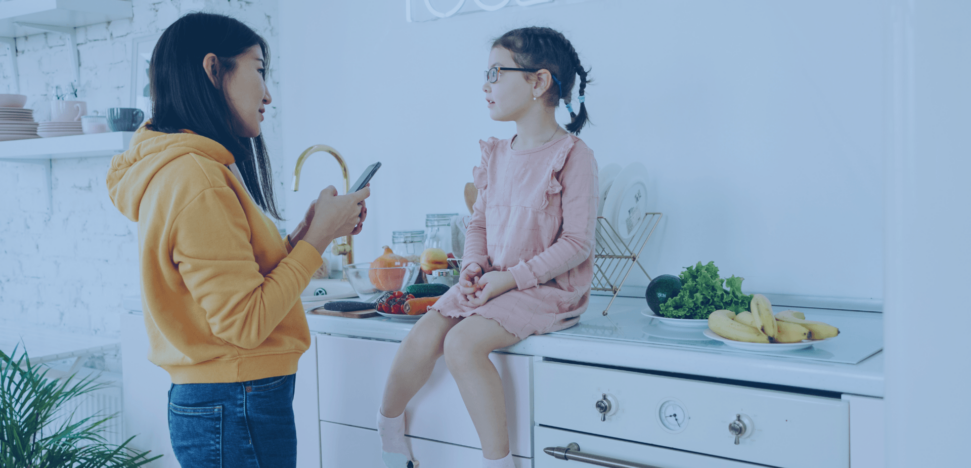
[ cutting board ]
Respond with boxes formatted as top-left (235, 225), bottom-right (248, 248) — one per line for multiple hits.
top-left (307, 301), bottom-right (378, 319)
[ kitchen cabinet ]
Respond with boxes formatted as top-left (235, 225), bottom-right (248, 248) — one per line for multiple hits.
top-left (315, 333), bottom-right (533, 460)
top-left (124, 293), bottom-right (886, 467)
top-left (843, 394), bottom-right (885, 468)
top-left (534, 360), bottom-right (848, 468)
top-left (319, 421), bottom-right (530, 467)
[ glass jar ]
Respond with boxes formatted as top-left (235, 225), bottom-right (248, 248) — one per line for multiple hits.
top-left (424, 213), bottom-right (459, 255)
top-left (81, 110), bottom-right (109, 134)
top-left (392, 230), bottom-right (425, 264)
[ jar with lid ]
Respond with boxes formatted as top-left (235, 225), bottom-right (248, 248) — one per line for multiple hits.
top-left (424, 213), bottom-right (459, 255)
top-left (392, 230), bottom-right (425, 265)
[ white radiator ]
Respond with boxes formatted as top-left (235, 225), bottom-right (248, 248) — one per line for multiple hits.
top-left (44, 368), bottom-right (125, 446)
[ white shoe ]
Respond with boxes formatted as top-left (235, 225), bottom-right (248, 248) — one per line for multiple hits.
top-left (481, 452), bottom-right (515, 468)
top-left (382, 451), bottom-right (418, 468)
top-left (378, 410), bottom-right (418, 468)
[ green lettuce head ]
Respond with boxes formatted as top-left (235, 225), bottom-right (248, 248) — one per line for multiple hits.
top-left (658, 261), bottom-right (753, 320)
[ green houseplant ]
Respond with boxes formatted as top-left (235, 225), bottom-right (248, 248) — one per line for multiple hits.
top-left (0, 347), bottom-right (161, 467)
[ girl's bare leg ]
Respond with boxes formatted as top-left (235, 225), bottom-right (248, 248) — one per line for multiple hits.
top-left (381, 309), bottom-right (462, 417)
top-left (443, 315), bottom-right (522, 460)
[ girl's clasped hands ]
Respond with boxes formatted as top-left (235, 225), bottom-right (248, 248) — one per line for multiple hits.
top-left (458, 264), bottom-right (517, 307)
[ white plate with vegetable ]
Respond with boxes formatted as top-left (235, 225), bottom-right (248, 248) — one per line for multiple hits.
top-left (642, 321), bottom-right (712, 341)
top-left (702, 329), bottom-right (836, 352)
top-left (640, 308), bottom-right (709, 329)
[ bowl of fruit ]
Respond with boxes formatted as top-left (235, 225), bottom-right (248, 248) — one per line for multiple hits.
top-left (344, 246), bottom-right (420, 301)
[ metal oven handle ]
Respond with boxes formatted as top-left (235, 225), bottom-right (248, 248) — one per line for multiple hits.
top-left (544, 444), bottom-right (663, 468)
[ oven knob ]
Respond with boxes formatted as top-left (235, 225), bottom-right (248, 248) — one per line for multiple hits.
top-left (728, 414), bottom-right (748, 445)
top-left (595, 394), bottom-right (611, 422)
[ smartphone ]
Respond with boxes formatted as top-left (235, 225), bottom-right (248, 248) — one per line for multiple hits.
top-left (349, 162), bottom-right (381, 193)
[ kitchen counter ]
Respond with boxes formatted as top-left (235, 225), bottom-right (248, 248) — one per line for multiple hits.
top-left (122, 293), bottom-right (884, 467)
top-left (307, 294), bottom-right (884, 398)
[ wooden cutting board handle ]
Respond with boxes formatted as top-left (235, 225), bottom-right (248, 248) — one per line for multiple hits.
top-left (464, 182), bottom-right (477, 214)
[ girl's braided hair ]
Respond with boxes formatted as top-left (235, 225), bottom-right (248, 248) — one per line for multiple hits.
top-left (493, 27), bottom-right (591, 134)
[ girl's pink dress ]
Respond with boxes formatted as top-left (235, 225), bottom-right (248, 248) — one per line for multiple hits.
top-left (431, 134), bottom-right (599, 339)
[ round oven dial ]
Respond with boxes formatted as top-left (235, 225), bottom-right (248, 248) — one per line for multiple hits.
top-left (657, 400), bottom-right (689, 433)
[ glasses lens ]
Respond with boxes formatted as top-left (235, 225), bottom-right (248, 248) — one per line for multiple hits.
top-left (488, 68), bottom-right (498, 83)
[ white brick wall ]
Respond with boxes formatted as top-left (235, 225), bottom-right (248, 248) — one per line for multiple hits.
top-left (0, 0), bottom-right (286, 340)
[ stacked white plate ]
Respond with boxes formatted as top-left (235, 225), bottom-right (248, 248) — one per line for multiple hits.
top-left (38, 121), bottom-right (84, 138)
top-left (0, 108), bottom-right (40, 142)
top-left (597, 161), bottom-right (651, 242)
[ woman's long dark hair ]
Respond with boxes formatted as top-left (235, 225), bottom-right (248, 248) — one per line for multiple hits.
top-left (148, 12), bottom-right (281, 219)
top-left (494, 27), bottom-right (591, 134)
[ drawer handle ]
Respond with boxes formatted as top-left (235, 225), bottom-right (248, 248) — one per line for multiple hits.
top-left (595, 394), bottom-right (611, 422)
top-left (544, 444), bottom-right (663, 468)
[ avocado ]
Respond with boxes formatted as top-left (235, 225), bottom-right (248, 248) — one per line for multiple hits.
top-left (646, 274), bottom-right (682, 313)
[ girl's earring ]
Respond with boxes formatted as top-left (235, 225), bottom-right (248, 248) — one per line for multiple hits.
top-left (533, 96), bottom-right (537, 101)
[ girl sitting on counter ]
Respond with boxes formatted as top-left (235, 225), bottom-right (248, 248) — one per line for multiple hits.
top-left (378, 26), bottom-right (599, 468)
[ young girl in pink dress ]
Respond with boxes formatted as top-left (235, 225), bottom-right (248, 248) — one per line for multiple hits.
top-left (378, 27), bottom-right (598, 468)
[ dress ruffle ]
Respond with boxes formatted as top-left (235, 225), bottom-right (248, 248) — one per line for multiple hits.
top-left (541, 135), bottom-right (578, 209)
top-left (473, 138), bottom-right (499, 191)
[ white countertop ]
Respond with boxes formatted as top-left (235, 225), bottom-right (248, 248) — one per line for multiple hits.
top-left (306, 295), bottom-right (884, 398)
top-left (123, 293), bottom-right (883, 397)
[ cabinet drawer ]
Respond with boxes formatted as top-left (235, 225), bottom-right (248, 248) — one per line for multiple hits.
top-left (536, 425), bottom-right (758, 468)
top-left (316, 333), bottom-right (532, 457)
top-left (534, 361), bottom-right (848, 468)
top-left (319, 421), bottom-right (530, 468)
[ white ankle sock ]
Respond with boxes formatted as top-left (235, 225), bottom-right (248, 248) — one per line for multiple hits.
top-left (481, 451), bottom-right (515, 468)
top-left (378, 410), bottom-right (416, 467)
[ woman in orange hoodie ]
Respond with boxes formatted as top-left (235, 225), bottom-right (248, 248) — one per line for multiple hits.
top-left (106, 12), bottom-right (367, 468)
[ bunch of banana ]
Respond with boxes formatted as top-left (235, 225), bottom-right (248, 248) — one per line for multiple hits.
top-left (750, 294), bottom-right (777, 339)
top-left (775, 310), bottom-right (840, 340)
top-left (707, 310), bottom-right (769, 343)
top-left (734, 311), bottom-right (809, 343)
top-left (707, 295), bottom-right (840, 344)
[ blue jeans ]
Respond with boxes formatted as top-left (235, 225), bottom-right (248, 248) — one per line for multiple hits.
top-left (168, 374), bottom-right (297, 468)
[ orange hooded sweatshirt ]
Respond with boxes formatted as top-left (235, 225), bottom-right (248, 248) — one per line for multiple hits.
top-left (107, 127), bottom-right (322, 384)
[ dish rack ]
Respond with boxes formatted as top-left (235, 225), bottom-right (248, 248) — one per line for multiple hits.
top-left (593, 213), bottom-right (662, 315)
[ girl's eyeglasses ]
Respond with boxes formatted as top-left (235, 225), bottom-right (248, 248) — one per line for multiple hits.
top-left (484, 66), bottom-right (539, 84)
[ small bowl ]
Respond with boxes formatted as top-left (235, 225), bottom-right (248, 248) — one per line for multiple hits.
top-left (81, 114), bottom-right (110, 134)
top-left (344, 262), bottom-right (420, 301)
top-left (0, 94), bottom-right (27, 108)
top-left (428, 269), bottom-right (459, 288)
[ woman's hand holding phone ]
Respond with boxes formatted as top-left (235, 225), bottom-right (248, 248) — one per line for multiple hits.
top-left (350, 195), bottom-right (367, 235)
top-left (303, 185), bottom-right (371, 255)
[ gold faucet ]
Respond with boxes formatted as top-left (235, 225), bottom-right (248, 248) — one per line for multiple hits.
top-left (292, 145), bottom-right (355, 268)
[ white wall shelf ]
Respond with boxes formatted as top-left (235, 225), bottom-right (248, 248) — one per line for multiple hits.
top-left (0, 131), bottom-right (134, 161)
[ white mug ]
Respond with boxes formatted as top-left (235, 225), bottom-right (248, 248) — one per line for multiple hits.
top-left (50, 100), bottom-right (87, 122)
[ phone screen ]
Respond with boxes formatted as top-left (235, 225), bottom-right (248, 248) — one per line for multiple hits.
top-left (350, 162), bottom-right (381, 192)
